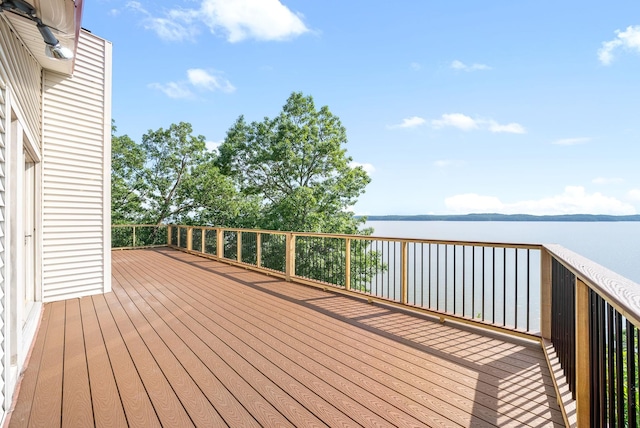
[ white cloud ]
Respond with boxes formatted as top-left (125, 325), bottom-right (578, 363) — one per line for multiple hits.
top-left (552, 137), bottom-right (591, 146)
top-left (432, 113), bottom-right (479, 131)
top-left (593, 177), bottom-right (624, 185)
top-left (410, 62), bottom-right (422, 71)
top-left (109, 9), bottom-right (121, 17)
top-left (148, 82), bottom-right (193, 99)
top-left (389, 116), bottom-right (426, 129)
top-left (487, 120), bottom-right (526, 134)
top-left (128, 0), bottom-right (308, 43)
top-left (628, 189), bottom-right (640, 201)
top-left (201, 0), bottom-right (309, 42)
top-left (430, 113), bottom-right (525, 134)
top-left (150, 69), bottom-right (235, 98)
top-left (187, 69), bottom-right (235, 93)
top-left (445, 186), bottom-right (636, 215)
top-left (350, 161), bottom-right (375, 175)
top-left (127, 1), bottom-right (198, 41)
top-left (598, 25), bottom-right (640, 65)
top-left (451, 60), bottom-right (492, 72)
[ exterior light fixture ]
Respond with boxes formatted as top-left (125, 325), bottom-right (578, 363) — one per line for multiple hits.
top-left (0, 0), bottom-right (74, 60)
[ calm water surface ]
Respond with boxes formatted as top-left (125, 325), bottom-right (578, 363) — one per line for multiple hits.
top-left (366, 221), bottom-right (640, 284)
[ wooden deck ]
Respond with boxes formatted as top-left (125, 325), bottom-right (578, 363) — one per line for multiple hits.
top-left (8, 248), bottom-right (564, 427)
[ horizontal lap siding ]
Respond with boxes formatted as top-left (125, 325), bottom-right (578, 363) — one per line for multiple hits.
top-left (0, 20), bottom-right (41, 145)
top-left (42, 31), bottom-right (112, 301)
top-left (0, 18), bottom-right (42, 416)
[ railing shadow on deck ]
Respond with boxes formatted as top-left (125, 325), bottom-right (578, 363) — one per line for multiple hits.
top-left (113, 224), bottom-right (640, 427)
top-left (154, 247), bottom-right (561, 426)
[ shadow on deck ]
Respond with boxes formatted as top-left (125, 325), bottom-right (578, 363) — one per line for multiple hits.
top-left (8, 248), bottom-right (564, 427)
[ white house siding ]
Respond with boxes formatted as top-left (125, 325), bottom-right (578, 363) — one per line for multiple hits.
top-left (41, 31), bottom-right (112, 301)
top-left (0, 74), bottom-right (6, 415)
top-left (0, 21), bottom-right (41, 147)
top-left (0, 19), bottom-right (42, 416)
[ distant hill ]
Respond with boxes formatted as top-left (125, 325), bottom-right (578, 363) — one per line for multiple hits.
top-left (360, 213), bottom-right (640, 222)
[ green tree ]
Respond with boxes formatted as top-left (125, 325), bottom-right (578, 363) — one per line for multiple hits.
top-left (217, 92), bottom-right (382, 289)
top-left (218, 92), bottom-right (371, 234)
top-left (111, 122), bottom-right (147, 224)
top-left (111, 121), bottom-right (255, 229)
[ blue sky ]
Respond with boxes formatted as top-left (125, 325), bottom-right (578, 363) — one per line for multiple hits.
top-left (85, 1), bottom-right (640, 215)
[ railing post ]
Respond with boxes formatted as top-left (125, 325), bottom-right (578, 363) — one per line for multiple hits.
top-left (216, 229), bottom-right (223, 259)
top-left (575, 279), bottom-right (591, 426)
top-left (187, 227), bottom-right (193, 251)
top-left (201, 228), bottom-right (205, 253)
top-left (177, 226), bottom-right (181, 248)
top-left (167, 225), bottom-right (172, 247)
top-left (285, 233), bottom-right (296, 281)
top-left (400, 241), bottom-right (408, 304)
top-left (345, 238), bottom-right (351, 290)
top-left (540, 248), bottom-right (552, 340)
top-left (256, 233), bottom-right (262, 268)
top-left (132, 225), bottom-right (137, 248)
top-left (237, 231), bottom-right (242, 263)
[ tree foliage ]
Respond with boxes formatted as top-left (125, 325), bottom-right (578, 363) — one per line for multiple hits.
top-left (111, 121), bottom-right (256, 227)
top-left (217, 92), bottom-right (371, 234)
top-left (111, 122), bottom-right (147, 224)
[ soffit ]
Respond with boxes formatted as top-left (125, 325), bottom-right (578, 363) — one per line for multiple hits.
top-left (3, 0), bottom-right (80, 75)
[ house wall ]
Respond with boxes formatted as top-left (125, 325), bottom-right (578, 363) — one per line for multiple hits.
top-left (0, 21), bottom-right (41, 146)
top-left (0, 17), bottom-right (43, 417)
top-left (0, 18), bottom-right (112, 421)
top-left (41, 30), bottom-right (112, 301)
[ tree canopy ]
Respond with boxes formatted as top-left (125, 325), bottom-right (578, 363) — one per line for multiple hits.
top-left (217, 92), bottom-right (371, 233)
top-left (111, 121), bottom-right (257, 227)
top-left (112, 92), bottom-right (371, 235)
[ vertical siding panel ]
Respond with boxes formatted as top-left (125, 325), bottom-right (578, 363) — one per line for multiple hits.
top-left (42, 31), bottom-right (112, 301)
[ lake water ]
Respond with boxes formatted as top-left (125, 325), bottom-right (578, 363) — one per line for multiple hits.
top-left (366, 221), bottom-right (640, 284)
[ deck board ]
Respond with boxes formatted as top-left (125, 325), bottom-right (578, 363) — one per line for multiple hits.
top-left (9, 248), bottom-right (565, 427)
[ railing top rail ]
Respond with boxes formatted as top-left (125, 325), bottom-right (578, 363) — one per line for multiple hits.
top-left (544, 243), bottom-right (640, 327)
top-left (112, 224), bottom-right (167, 228)
top-left (165, 225), bottom-right (542, 249)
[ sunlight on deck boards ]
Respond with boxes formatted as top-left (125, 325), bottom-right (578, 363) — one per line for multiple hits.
top-left (8, 248), bottom-right (564, 427)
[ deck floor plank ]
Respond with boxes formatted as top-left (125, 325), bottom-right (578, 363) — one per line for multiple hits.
top-left (128, 257), bottom-right (448, 428)
top-left (8, 303), bottom-right (52, 428)
top-left (91, 293), bottom-right (161, 427)
top-left (9, 248), bottom-right (566, 427)
top-left (112, 258), bottom-right (321, 427)
top-left (27, 301), bottom-right (65, 428)
top-left (79, 297), bottom-right (128, 428)
top-left (156, 252), bottom-right (561, 427)
top-left (139, 255), bottom-right (489, 427)
top-left (101, 291), bottom-right (194, 427)
top-left (62, 299), bottom-right (94, 428)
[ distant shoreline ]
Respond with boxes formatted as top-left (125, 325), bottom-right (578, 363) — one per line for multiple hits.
top-left (360, 214), bottom-right (640, 222)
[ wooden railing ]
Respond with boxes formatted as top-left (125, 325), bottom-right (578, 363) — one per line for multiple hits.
top-left (112, 224), bottom-right (640, 427)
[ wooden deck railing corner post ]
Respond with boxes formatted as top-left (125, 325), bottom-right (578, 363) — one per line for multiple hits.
top-left (256, 233), bottom-right (262, 267)
top-left (187, 227), bottom-right (193, 251)
top-left (575, 278), bottom-right (591, 426)
top-left (132, 225), bottom-right (137, 247)
top-left (201, 227), bottom-right (205, 253)
top-left (237, 231), bottom-right (243, 263)
top-left (400, 240), bottom-right (408, 305)
top-left (345, 238), bottom-right (351, 290)
top-left (540, 248), bottom-right (552, 340)
top-left (216, 228), bottom-right (223, 259)
top-left (167, 225), bottom-right (173, 247)
top-left (285, 233), bottom-right (296, 281)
